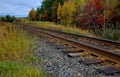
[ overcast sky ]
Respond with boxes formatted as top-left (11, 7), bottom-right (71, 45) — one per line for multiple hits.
top-left (0, 0), bottom-right (42, 17)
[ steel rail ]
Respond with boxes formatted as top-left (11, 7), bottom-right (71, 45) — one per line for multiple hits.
top-left (21, 24), bottom-right (120, 64)
top-left (23, 24), bottom-right (120, 47)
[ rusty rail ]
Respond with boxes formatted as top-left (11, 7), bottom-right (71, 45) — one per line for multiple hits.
top-left (19, 24), bottom-right (120, 65)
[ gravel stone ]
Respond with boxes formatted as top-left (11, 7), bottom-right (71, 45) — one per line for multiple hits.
top-left (34, 38), bottom-right (120, 77)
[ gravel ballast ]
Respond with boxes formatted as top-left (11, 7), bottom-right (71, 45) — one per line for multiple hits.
top-left (34, 38), bottom-right (120, 77)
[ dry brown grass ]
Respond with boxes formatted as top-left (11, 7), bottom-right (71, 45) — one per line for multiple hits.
top-left (24, 21), bottom-right (96, 37)
top-left (0, 23), bottom-right (33, 62)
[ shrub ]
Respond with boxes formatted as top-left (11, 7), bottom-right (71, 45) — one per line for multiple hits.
top-left (96, 28), bottom-right (120, 41)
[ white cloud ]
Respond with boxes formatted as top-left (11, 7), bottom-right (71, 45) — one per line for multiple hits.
top-left (0, 0), bottom-right (42, 17)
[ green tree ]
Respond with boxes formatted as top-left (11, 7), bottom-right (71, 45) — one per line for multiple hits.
top-left (0, 15), bottom-right (15, 22)
top-left (58, 0), bottom-right (64, 5)
top-left (1, 17), bottom-right (5, 21)
top-left (36, 0), bottom-right (64, 22)
top-left (0, 16), bottom-right (2, 21)
top-left (41, 0), bottom-right (53, 21)
top-left (36, 7), bottom-right (41, 21)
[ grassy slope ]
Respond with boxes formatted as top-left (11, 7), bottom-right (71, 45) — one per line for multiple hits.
top-left (0, 22), bottom-right (49, 77)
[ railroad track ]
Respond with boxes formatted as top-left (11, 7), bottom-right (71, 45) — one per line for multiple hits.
top-left (17, 24), bottom-right (120, 75)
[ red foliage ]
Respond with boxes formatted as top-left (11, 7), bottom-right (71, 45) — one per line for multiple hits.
top-left (41, 14), bottom-right (47, 21)
top-left (80, 17), bottom-right (87, 22)
top-left (84, 1), bottom-right (93, 14)
top-left (93, 0), bottom-right (102, 11)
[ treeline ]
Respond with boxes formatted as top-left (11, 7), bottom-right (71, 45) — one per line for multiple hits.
top-left (0, 15), bottom-right (15, 22)
top-left (28, 0), bottom-right (64, 21)
top-left (0, 15), bottom-right (26, 22)
top-left (28, 0), bottom-right (120, 29)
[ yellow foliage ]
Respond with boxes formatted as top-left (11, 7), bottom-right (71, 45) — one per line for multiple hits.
top-left (75, 0), bottom-right (86, 10)
top-left (28, 8), bottom-right (36, 21)
top-left (57, 4), bottom-right (64, 20)
top-left (63, 0), bottom-right (75, 18)
top-left (109, 0), bottom-right (119, 9)
top-left (58, 0), bottom-right (75, 25)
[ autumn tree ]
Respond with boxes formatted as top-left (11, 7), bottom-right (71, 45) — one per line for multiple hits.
top-left (52, 0), bottom-right (58, 23)
top-left (72, 0), bottom-right (86, 27)
top-left (36, 0), bottom-right (120, 30)
top-left (28, 8), bottom-right (36, 21)
top-left (40, 10), bottom-right (48, 21)
top-left (60, 0), bottom-right (75, 25)
top-left (109, 0), bottom-right (120, 28)
top-left (57, 4), bottom-right (64, 23)
top-left (80, 0), bottom-right (103, 29)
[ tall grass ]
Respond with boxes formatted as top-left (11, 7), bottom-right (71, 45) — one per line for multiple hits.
top-left (0, 23), bottom-right (49, 77)
top-left (0, 23), bottom-right (33, 62)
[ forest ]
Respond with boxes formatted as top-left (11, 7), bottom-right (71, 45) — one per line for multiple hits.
top-left (0, 0), bottom-right (120, 40)
top-left (28, 0), bottom-right (120, 30)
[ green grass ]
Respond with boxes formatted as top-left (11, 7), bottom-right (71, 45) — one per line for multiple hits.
top-left (0, 61), bottom-right (45, 77)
